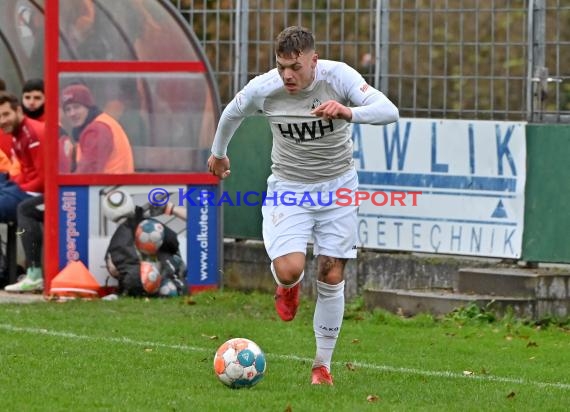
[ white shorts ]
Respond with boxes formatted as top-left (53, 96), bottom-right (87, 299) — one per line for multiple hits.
top-left (262, 169), bottom-right (358, 261)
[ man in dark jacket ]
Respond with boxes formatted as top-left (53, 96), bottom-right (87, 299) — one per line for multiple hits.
top-left (102, 189), bottom-right (187, 297)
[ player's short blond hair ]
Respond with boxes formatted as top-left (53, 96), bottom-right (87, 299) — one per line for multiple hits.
top-left (275, 26), bottom-right (315, 58)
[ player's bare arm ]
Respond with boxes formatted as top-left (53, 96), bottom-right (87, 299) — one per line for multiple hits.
top-left (310, 100), bottom-right (352, 121)
top-left (207, 154), bottom-right (231, 179)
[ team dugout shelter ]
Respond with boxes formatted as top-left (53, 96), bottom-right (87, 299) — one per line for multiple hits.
top-left (1, 0), bottom-right (222, 294)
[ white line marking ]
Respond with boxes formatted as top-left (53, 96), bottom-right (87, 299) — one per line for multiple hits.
top-left (1, 323), bottom-right (569, 390)
top-left (0, 323), bottom-right (207, 353)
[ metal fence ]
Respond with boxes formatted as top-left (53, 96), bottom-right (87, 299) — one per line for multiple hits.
top-left (173, 0), bottom-right (569, 123)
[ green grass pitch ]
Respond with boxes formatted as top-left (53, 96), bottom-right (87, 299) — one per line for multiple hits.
top-left (0, 290), bottom-right (568, 411)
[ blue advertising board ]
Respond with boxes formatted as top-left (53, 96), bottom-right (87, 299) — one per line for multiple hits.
top-left (57, 184), bottom-right (220, 292)
top-left (185, 185), bottom-right (220, 291)
top-left (59, 186), bottom-right (90, 270)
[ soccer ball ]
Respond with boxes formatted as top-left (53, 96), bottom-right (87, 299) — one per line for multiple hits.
top-left (102, 189), bottom-right (134, 222)
top-left (158, 278), bottom-right (179, 297)
top-left (140, 260), bottom-right (162, 294)
top-left (213, 338), bottom-right (266, 388)
top-left (135, 219), bottom-right (165, 256)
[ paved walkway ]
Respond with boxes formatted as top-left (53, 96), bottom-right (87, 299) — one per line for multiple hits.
top-left (0, 290), bottom-right (46, 304)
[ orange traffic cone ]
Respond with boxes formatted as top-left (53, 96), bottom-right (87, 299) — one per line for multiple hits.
top-left (49, 260), bottom-right (100, 301)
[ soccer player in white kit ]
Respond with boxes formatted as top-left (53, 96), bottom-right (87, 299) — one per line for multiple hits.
top-left (208, 26), bottom-right (398, 385)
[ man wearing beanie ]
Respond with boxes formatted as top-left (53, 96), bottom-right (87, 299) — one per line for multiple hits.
top-left (0, 92), bottom-right (45, 292)
top-left (21, 78), bottom-right (45, 122)
top-left (61, 83), bottom-right (134, 173)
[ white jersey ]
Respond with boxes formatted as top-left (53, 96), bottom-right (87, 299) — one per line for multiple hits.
top-left (212, 59), bottom-right (398, 183)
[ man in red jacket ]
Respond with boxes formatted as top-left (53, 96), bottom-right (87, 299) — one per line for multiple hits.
top-left (0, 78), bottom-right (15, 174)
top-left (0, 92), bottom-right (44, 292)
top-left (61, 84), bottom-right (134, 174)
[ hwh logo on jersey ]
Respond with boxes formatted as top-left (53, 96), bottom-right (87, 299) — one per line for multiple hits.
top-left (277, 119), bottom-right (334, 143)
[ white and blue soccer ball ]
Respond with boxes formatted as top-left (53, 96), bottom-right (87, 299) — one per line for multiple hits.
top-left (158, 278), bottom-right (179, 297)
top-left (135, 219), bottom-right (165, 256)
top-left (213, 338), bottom-right (266, 389)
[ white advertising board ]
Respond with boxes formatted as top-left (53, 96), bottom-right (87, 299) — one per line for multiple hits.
top-left (353, 118), bottom-right (526, 258)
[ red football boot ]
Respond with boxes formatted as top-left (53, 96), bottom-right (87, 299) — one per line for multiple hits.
top-left (274, 283), bottom-right (300, 321)
top-left (311, 366), bottom-right (334, 385)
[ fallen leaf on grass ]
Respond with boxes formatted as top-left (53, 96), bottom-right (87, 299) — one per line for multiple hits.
top-left (351, 338), bottom-right (360, 344)
top-left (506, 391), bottom-right (516, 399)
top-left (284, 404), bottom-right (292, 412)
top-left (463, 370), bottom-right (474, 376)
top-left (366, 395), bottom-right (380, 402)
top-left (345, 362), bottom-right (356, 371)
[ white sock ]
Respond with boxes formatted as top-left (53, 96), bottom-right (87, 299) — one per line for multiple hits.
top-left (312, 280), bottom-right (345, 372)
top-left (270, 262), bottom-right (304, 288)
